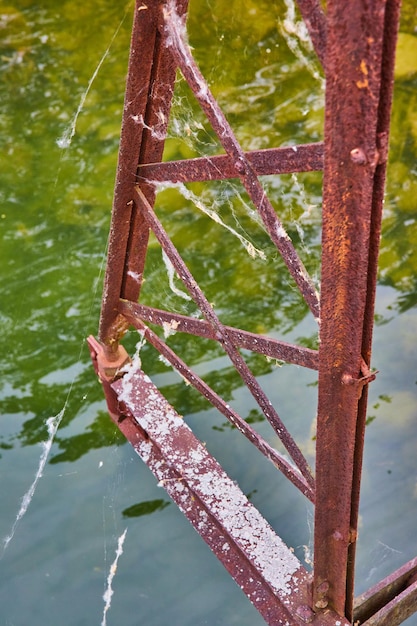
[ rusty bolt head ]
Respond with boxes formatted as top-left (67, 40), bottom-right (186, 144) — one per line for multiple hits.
top-left (316, 580), bottom-right (330, 595)
top-left (342, 373), bottom-right (355, 385)
top-left (315, 598), bottom-right (329, 609)
top-left (234, 159), bottom-right (246, 175)
top-left (350, 147), bottom-right (367, 165)
top-left (295, 605), bottom-right (315, 623)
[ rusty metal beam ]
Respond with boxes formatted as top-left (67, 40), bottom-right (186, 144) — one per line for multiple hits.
top-left (295, 0), bottom-right (327, 68)
top-left (98, 1), bottom-right (156, 349)
top-left (313, 0), bottom-right (400, 619)
top-left (360, 580), bottom-right (417, 626)
top-left (354, 557), bottom-right (417, 626)
top-left (345, 0), bottom-right (402, 614)
top-left (99, 0), bottom-right (189, 352)
top-left (137, 142), bottom-right (324, 182)
top-left (110, 366), bottom-right (352, 626)
top-left (89, 334), bottom-right (349, 626)
top-left (118, 300), bottom-right (320, 370)
top-left (162, 2), bottom-right (320, 320)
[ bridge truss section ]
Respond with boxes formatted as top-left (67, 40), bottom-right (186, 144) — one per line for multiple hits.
top-left (88, 1), bottom-right (417, 624)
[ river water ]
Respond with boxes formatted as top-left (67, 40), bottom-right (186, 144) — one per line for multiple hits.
top-left (0, 1), bottom-right (416, 624)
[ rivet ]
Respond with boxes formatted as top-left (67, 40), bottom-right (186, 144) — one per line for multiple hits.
top-left (234, 159), bottom-right (246, 175)
top-left (342, 373), bottom-right (355, 385)
top-left (295, 605), bottom-right (315, 623)
top-left (350, 147), bottom-right (367, 165)
top-left (317, 580), bottom-right (330, 594)
top-left (315, 598), bottom-right (329, 609)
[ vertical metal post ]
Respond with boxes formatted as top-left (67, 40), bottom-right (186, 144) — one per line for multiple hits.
top-left (98, 0), bottom-right (189, 352)
top-left (345, 0), bottom-right (401, 614)
top-left (98, 1), bottom-right (157, 350)
top-left (313, 0), bottom-right (400, 618)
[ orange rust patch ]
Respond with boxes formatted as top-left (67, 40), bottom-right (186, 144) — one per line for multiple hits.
top-left (356, 59), bottom-right (369, 88)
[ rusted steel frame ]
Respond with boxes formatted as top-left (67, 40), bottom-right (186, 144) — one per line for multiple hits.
top-left (360, 579), bottom-right (417, 626)
top-left (119, 300), bottom-right (320, 370)
top-left (122, 3), bottom-right (190, 303)
top-left (89, 335), bottom-right (311, 624)
top-left (137, 142), bottom-right (324, 183)
top-left (295, 0), bottom-right (327, 69)
top-left (110, 368), bottom-right (348, 626)
top-left (313, 0), bottom-right (389, 618)
top-left (98, 0), bottom-right (189, 351)
top-left (98, 1), bottom-right (157, 349)
top-left (125, 315), bottom-right (314, 500)
top-left (345, 0), bottom-right (402, 616)
top-left (354, 556), bottom-right (417, 626)
top-left (87, 338), bottom-right (346, 625)
top-left (161, 3), bottom-right (320, 321)
top-left (135, 186), bottom-right (314, 489)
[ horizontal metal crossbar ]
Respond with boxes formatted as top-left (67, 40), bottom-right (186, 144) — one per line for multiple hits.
top-left (137, 142), bottom-right (324, 182)
top-left (354, 557), bottom-right (417, 626)
top-left (118, 300), bottom-right (320, 370)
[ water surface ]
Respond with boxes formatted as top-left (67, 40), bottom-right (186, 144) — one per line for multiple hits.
top-left (1, 1), bottom-right (416, 624)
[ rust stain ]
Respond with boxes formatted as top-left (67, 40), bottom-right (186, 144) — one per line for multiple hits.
top-left (356, 59), bottom-right (369, 88)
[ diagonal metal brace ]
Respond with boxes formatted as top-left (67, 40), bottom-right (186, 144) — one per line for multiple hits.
top-left (354, 557), bottom-right (417, 626)
top-left (108, 364), bottom-right (349, 626)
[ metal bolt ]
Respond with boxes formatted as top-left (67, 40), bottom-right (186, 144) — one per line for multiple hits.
top-left (350, 147), bottom-right (367, 164)
top-left (316, 580), bottom-right (330, 595)
top-left (315, 598), bottom-right (329, 609)
top-left (295, 605), bottom-right (315, 623)
top-left (234, 158), bottom-right (246, 175)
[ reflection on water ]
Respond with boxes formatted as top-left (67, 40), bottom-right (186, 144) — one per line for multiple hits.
top-left (0, 1), bottom-right (416, 624)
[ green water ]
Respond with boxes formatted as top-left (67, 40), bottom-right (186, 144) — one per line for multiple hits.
top-left (0, 1), bottom-right (416, 624)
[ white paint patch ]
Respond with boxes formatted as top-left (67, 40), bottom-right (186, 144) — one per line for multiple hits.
top-left (117, 369), bottom-right (301, 598)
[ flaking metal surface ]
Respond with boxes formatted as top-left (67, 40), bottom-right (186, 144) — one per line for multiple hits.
top-left (112, 368), bottom-right (312, 625)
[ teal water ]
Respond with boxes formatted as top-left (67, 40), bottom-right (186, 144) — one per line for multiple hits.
top-left (0, 1), bottom-right (416, 624)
